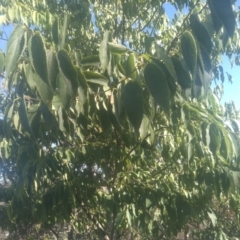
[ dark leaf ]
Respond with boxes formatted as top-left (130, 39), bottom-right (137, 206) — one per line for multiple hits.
top-left (57, 49), bottom-right (78, 96)
top-left (190, 14), bottom-right (213, 53)
top-left (29, 32), bottom-right (48, 84)
top-left (181, 31), bottom-right (197, 76)
top-left (46, 50), bottom-right (58, 90)
top-left (209, 0), bottom-right (235, 37)
top-left (172, 57), bottom-right (192, 89)
top-left (122, 81), bottom-right (143, 132)
top-left (144, 63), bottom-right (170, 115)
top-left (19, 98), bottom-right (31, 134)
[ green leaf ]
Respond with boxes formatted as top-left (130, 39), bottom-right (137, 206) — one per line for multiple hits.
top-left (3, 102), bottom-right (14, 139)
top-left (125, 53), bottom-right (137, 80)
top-left (115, 211), bottom-right (125, 228)
top-left (99, 31), bottom-right (110, 71)
top-left (144, 63), bottom-right (170, 115)
top-left (190, 14), bottom-right (213, 53)
top-left (122, 80), bottom-right (143, 132)
top-left (209, 0), bottom-right (235, 37)
top-left (59, 12), bottom-right (68, 49)
top-left (207, 123), bottom-right (221, 155)
top-left (126, 208), bottom-right (132, 227)
top-left (208, 0), bottom-right (223, 33)
top-left (46, 50), bottom-right (58, 90)
top-left (57, 49), bottom-right (78, 96)
top-left (229, 132), bottom-right (240, 158)
top-left (75, 66), bottom-right (88, 90)
top-left (5, 25), bottom-right (26, 79)
top-left (207, 211), bottom-right (217, 227)
top-left (58, 73), bottom-right (72, 110)
top-left (156, 46), bottom-right (177, 82)
top-left (181, 31), bottom-right (197, 76)
top-left (80, 55), bottom-right (100, 66)
top-left (140, 116), bottom-right (149, 141)
top-left (172, 57), bottom-right (192, 89)
top-left (24, 63), bottom-right (36, 91)
top-left (98, 103), bottom-right (111, 132)
top-left (41, 102), bottom-right (58, 134)
top-left (19, 98), bottom-right (31, 134)
top-left (52, 18), bottom-right (59, 47)
top-left (34, 74), bottom-right (54, 105)
top-left (27, 104), bottom-right (41, 138)
top-left (29, 32), bottom-right (48, 84)
top-left (83, 71), bottom-right (109, 86)
top-left (108, 42), bottom-right (129, 55)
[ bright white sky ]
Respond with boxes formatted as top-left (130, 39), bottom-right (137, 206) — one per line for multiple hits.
top-left (1, 1), bottom-right (240, 109)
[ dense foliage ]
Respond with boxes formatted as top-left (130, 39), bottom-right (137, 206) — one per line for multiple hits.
top-left (0, 0), bottom-right (240, 239)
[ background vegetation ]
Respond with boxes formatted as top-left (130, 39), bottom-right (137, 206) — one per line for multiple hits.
top-left (0, 0), bottom-right (240, 239)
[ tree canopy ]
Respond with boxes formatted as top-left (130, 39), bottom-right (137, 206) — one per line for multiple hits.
top-left (0, 0), bottom-right (240, 239)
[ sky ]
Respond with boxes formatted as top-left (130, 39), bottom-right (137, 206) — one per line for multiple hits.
top-left (1, 1), bottom-right (240, 109)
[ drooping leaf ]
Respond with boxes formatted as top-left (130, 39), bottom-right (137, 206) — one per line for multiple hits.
top-left (3, 102), bottom-right (14, 139)
top-left (209, 0), bottom-right (235, 37)
top-left (99, 31), bottom-right (110, 71)
top-left (181, 31), bottom-right (197, 76)
top-left (57, 49), bottom-right (78, 96)
top-left (172, 57), bottom-right (192, 89)
top-left (156, 46), bottom-right (177, 82)
top-left (208, 0), bottom-right (223, 33)
top-left (75, 66), bottom-right (88, 91)
top-left (229, 132), bottom-right (240, 158)
top-left (207, 123), bottom-right (221, 155)
top-left (24, 63), bottom-right (36, 91)
top-left (199, 43), bottom-right (212, 73)
top-left (58, 73), bottom-right (72, 110)
top-left (98, 103), bottom-right (111, 132)
top-left (41, 102), bottom-right (58, 134)
top-left (207, 211), bottom-right (217, 227)
top-left (140, 116), bottom-right (149, 141)
top-left (80, 55), bottom-right (100, 66)
top-left (59, 12), bottom-right (68, 49)
top-left (122, 80), bottom-right (143, 132)
top-left (83, 71), bottom-right (109, 86)
top-left (29, 32), bottom-right (48, 84)
top-left (190, 14), bottom-right (213, 54)
top-left (27, 104), bottom-right (41, 138)
top-left (108, 42), bottom-right (129, 55)
top-left (52, 18), bottom-right (59, 47)
top-left (144, 63), bottom-right (170, 115)
top-left (5, 25), bottom-right (26, 79)
top-left (46, 50), bottom-right (58, 90)
top-left (34, 74), bottom-right (54, 105)
top-left (153, 60), bottom-right (177, 97)
top-left (125, 53), bottom-right (137, 80)
top-left (126, 208), bottom-right (132, 227)
top-left (18, 98), bottom-right (31, 134)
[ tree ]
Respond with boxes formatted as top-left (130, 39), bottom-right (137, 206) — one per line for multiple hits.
top-left (0, 0), bottom-right (240, 239)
